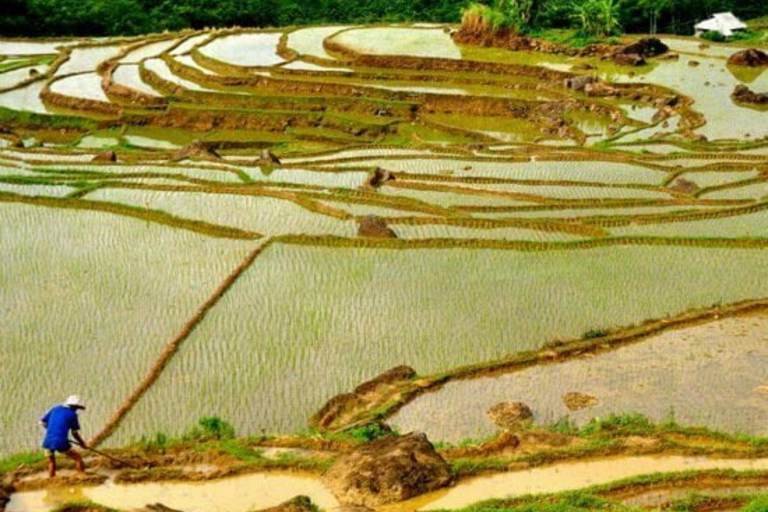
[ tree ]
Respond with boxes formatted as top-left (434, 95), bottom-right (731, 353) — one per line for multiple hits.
top-left (572, 0), bottom-right (621, 37)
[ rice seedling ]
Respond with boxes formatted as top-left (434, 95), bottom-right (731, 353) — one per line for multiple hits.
top-left (87, 188), bottom-right (356, 236)
top-left (0, 203), bottom-right (255, 455)
top-left (108, 243), bottom-right (768, 445)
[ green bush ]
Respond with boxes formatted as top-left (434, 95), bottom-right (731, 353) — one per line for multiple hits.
top-left (583, 328), bottom-right (608, 339)
top-left (345, 421), bottom-right (396, 442)
top-left (700, 31), bottom-right (726, 42)
top-left (579, 412), bottom-right (654, 436)
top-left (186, 416), bottom-right (236, 441)
top-left (743, 495), bottom-right (768, 512)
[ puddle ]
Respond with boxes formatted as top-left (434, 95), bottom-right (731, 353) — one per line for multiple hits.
top-left (623, 485), bottom-right (767, 507)
top-left (416, 456), bottom-right (768, 510)
top-left (610, 47), bottom-right (768, 141)
top-left (287, 26), bottom-right (352, 60)
top-left (7, 472), bottom-right (338, 512)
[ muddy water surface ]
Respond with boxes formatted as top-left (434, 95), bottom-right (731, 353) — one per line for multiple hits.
top-left (7, 472), bottom-right (339, 512)
top-left (414, 456), bottom-right (768, 510)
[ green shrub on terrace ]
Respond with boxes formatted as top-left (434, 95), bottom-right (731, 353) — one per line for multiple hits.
top-left (345, 421), bottom-right (398, 442)
top-left (578, 412), bottom-right (655, 436)
top-left (185, 416), bottom-right (236, 441)
top-left (0, 451), bottom-right (45, 474)
top-left (700, 31), bottom-right (727, 42)
top-left (582, 328), bottom-right (608, 339)
top-left (743, 495), bottom-right (768, 512)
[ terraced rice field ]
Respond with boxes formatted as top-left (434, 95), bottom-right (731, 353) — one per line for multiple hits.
top-left (0, 24), bottom-right (766, 455)
top-left (392, 313), bottom-right (768, 441)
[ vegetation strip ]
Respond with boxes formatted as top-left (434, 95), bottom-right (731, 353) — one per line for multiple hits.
top-left (0, 191), bottom-right (261, 239)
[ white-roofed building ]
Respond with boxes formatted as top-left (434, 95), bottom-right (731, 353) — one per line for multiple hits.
top-left (695, 12), bottom-right (747, 37)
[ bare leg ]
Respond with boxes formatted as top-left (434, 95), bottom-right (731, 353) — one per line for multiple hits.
top-left (64, 449), bottom-right (85, 473)
top-left (47, 454), bottom-right (57, 478)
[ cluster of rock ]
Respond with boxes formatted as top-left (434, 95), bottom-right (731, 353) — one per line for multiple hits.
top-left (360, 167), bottom-right (394, 190)
top-left (487, 401), bottom-right (533, 430)
top-left (610, 38), bottom-right (669, 66)
top-left (562, 392), bottom-right (599, 411)
top-left (727, 49), bottom-right (768, 106)
top-left (732, 85), bottom-right (768, 105)
top-left (172, 140), bottom-right (221, 162)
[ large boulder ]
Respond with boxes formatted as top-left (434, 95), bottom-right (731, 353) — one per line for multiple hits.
top-left (322, 433), bottom-right (453, 506)
top-left (487, 401), bottom-right (533, 430)
top-left (727, 49), bottom-right (768, 67)
top-left (612, 53), bottom-right (646, 66)
top-left (564, 75), bottom-right (598, 92)
top-left (732, 85), bottom-right (768, 105)
top-left (617, 38), bottom-right (668, 58)
top-left (172, 141), bottom-right (221, 162)
top-left (669, 177), bottom-right (700, 194)
top-left (361, 167), bottom-right (394, 190)
top-left (258, 149), bottom-right (281, 165)
top-left (562, 392), bottom-right (599, 411)
top-left (92, 150), bottom-right (117, 163)
top-left (358, 216), bottom-right (397, 239)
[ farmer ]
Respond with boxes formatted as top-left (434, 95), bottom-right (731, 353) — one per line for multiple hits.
top-left (40, 395), bottom-right (88, 478)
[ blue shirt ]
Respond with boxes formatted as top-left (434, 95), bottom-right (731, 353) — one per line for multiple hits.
top-left (41, 405), bottom-right (80, 451)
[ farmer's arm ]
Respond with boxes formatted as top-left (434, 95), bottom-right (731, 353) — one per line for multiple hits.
top-left (70, 414), bottom-right (87, 448)
top-left (40, 410), bottom-right (50, 428)
top-left (72, 430), bottom-right (87, 449)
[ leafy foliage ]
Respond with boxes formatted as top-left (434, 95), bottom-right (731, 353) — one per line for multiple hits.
top-left (0, 0), bottom-right (765, 37)
top-left (571, 0), bottom-right (621, 37)
top-left (185, 416), bottom-right (236, 441)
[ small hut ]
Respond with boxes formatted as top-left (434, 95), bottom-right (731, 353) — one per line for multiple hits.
top-left (695, 12), bottom-right (747, 38)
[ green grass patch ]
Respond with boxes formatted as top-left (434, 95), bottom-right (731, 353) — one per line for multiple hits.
top-left (0, 451), bottom-right (46, 474)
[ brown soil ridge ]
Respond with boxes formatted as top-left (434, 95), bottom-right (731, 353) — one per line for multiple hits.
top-left (90, 238), bottom-right (274, 447)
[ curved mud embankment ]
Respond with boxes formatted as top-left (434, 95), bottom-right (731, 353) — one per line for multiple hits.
top-left (414, 456), bottom-right (768, 510)
top-left (7, 456), bottom-right (768, 512)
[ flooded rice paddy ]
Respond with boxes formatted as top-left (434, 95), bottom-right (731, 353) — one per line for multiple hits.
top-left (0, 24), bottom-right (767, 459)
top-left (107, 244), bottom-right (768, 446)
